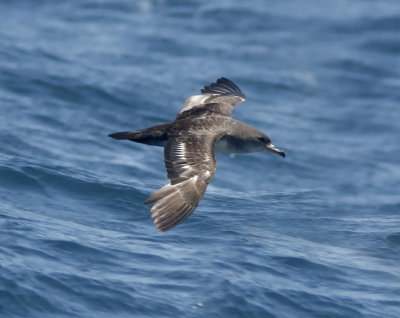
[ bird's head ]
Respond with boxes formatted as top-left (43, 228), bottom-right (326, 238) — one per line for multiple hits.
top-left (257, 135), bottom-right (285, 158)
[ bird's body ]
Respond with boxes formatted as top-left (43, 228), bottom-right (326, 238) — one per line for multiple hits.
top-left (109, 78), bottom-right (285, 232)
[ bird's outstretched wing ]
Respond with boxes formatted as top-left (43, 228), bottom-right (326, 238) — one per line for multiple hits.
top-left (179, 77), bottom-right (246, 117)
top-left (145, 133), bottom-right (218, 232)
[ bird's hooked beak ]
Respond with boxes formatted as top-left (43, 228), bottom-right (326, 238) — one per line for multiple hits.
top-left (266, 144), bottom-right (285, 158)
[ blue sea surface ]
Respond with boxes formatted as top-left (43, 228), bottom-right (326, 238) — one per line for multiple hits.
top-left (1, 1), bottom-right (400, 317)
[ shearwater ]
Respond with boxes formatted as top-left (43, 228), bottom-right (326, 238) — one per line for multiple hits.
top-left (109, 78), bottom-right (285, 232)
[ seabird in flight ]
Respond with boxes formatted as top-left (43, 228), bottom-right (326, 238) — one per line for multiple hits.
top-left (109, 77), bottom-right (285, 232)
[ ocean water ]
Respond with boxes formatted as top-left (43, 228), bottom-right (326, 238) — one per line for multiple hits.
top-left (1, 0), bottom-right (400, 317)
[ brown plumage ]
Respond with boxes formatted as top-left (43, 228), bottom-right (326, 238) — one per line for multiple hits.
top-left (109, 78), bottom-right (285, 232)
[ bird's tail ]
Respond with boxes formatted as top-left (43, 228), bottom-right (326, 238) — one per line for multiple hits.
top-left (108, 130), bottom-right (148, 140)
top-left (108, 123), bottom-right (170, 147)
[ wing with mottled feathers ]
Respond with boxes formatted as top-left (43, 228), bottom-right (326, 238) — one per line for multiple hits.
top-left (145, 134), bottom-right (218, 232)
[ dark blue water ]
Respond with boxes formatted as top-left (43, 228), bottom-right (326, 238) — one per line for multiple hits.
top-left (1, 1), bottom-right (400, 317)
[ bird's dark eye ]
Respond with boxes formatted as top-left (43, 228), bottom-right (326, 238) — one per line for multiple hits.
top-left (258, 136), bottom-right (270, 143)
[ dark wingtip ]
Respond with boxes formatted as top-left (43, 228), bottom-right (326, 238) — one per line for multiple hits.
top-left (201, 77), bottom-right (245, 99)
